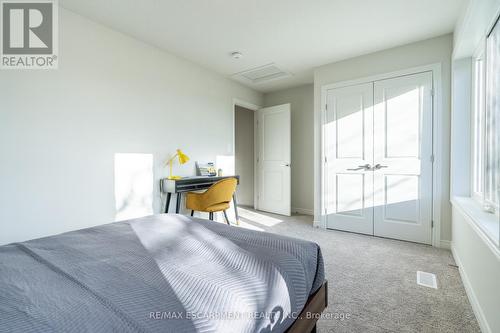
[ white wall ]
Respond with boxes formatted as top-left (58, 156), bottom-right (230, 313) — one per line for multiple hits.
top-left (450, 58), bottom-right (473, 197)
top-left (234, 106), bottom-right (254, 207)
top-left (453, 0), bottom-right (500, 59)
top-left (263, 85), bottom-right (314, 214)
top-left (450, 1), bottom-right (500, 332)
top-left (0, 8), bottom-right (262, 245)
top-left (451, 207), bottom-right (500, 333)
top-left (313, 34), bottom-right (453, 241)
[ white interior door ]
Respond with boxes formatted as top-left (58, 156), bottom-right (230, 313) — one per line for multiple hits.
top-left (373, 72), bottom-right (433, 244)
top-left (324, 71), bottom-right (433, 244)
top-left (325, 83), bottom-right (374, 235)
top-left (257, 104), bottom-right (291, 216)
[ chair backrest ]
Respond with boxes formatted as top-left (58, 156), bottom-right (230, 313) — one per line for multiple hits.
top-left (204, 178), bottom-right (238, 205)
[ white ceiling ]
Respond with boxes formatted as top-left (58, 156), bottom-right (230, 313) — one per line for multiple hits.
top-left (60, 0), bottom-right (466, 93)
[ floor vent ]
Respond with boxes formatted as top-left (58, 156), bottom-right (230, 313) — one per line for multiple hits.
top-left (232, 64), bottom-right (291, 84)
top-left (417, 271), bottom-right (438, 289)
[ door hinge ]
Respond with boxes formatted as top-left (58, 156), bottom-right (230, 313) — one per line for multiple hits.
top-left (324, 156), bottom-right (328, 164)
top-left (431, 220), bottom-right (434, 228)
top-left (325, 104), bottom-right (328, 111)
top-left (430, 89), bottom-right (434, 97)
top-left (430, 155), bottom-right (435, 163)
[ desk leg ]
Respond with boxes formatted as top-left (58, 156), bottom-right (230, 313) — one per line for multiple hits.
top-left (232, 193), bottom-right (240, 225)
top-left (165, 193), bottom-right (172, 213)
top-left (176, 193), bottom-right (182, 214)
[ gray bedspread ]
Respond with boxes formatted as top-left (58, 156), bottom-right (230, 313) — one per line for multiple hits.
top-left (0, 214), bottom-right (324, 333)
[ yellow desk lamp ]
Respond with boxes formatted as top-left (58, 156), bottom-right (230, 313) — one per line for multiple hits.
top-left (166, 149), bottom-right (189, 180)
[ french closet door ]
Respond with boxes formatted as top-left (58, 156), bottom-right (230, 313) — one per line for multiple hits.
top-left (325, 71), bottom-right (433, 244)
top-left (324, 82), bottom-right (374, 235)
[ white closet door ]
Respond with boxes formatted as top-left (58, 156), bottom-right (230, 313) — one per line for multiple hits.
top-left (325, 83), bottom-right (374, 235)
top-left (373, 72), bottom-right (433, 244)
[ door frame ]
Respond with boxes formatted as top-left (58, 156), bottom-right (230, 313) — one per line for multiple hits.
top-left (318, 63), bottom-right (444, 248)
top-left (232, 98), bottom-right (261, 210)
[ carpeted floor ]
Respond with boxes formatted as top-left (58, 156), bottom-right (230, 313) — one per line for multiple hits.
top-left (235, 207), bottom-right (480, 333)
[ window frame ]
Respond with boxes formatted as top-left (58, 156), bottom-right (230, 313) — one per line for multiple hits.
top-left (485, 16), bottom-right (500, 214)
top-left (470, 19), bottom-right (500, 216)
top-left (471, 40), bottom-right (486, 204)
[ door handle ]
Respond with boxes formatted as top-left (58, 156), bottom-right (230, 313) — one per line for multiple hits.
top-left (373, 164), bottom-right (388, 170)
top-left (347, 164), bottom-right (371, 171)
top-left (282, 163), bottom-right (291, 167)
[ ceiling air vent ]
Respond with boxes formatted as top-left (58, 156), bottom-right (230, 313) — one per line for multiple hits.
top-left (232, 64), bottom-right (292, 84)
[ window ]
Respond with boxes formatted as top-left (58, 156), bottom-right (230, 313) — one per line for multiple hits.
top-left (472, 17), bottom-right (500, 214)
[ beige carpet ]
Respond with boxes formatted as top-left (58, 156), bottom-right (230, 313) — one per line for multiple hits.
top-left (234, 207), bottom-right (480, 333)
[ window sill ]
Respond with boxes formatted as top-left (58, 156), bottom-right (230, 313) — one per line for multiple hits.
top-left (451, 196), bottom-right (499, 249)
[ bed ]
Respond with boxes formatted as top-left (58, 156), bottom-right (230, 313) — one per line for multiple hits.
top-left (0, 214), bottom-right (326, 333)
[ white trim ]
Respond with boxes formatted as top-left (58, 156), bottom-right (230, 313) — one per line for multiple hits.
top-left (313, 220), bottom-right (322, 228)
top-left (319, 89), bottom-right (327, 229)
top-left (439, 240), bottom-right (451, 249)
top-left (470, 41), bottom-right (487, 206)
top-left (292, 207), bottom-right (314, 216)
top-left (253, 110), bottom-right (259, 210)
top-left (232, 98), bottom-right (260, 112)
top-left (232, 98), bottom-right (261, 210)
top-left (317, 63), bottom-right (444, 247)
top-left (320, 64), bottom-right (440, 91)
top-left (431, 64), bottom-right (444, 248)
top-left (451, 244), bottom-right (493, 333)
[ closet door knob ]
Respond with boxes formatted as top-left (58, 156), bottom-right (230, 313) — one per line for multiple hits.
top-left (374, 164), bottom-right (388, 170)
top-left (347, 164), bottom-right (371, 171)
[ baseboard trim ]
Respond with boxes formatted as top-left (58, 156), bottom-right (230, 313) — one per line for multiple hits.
top-left (451, 244), bottom-right (492, 333)
top-left (292, 207), bottom-right (313, 216)
top-left (440, 240), bottom-right (451, 249)
top-left (313, 220), bottom-right (324, 228)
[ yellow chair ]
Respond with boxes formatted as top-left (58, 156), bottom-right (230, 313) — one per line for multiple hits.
top-left (186, 178), bottom-right (237, 225)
